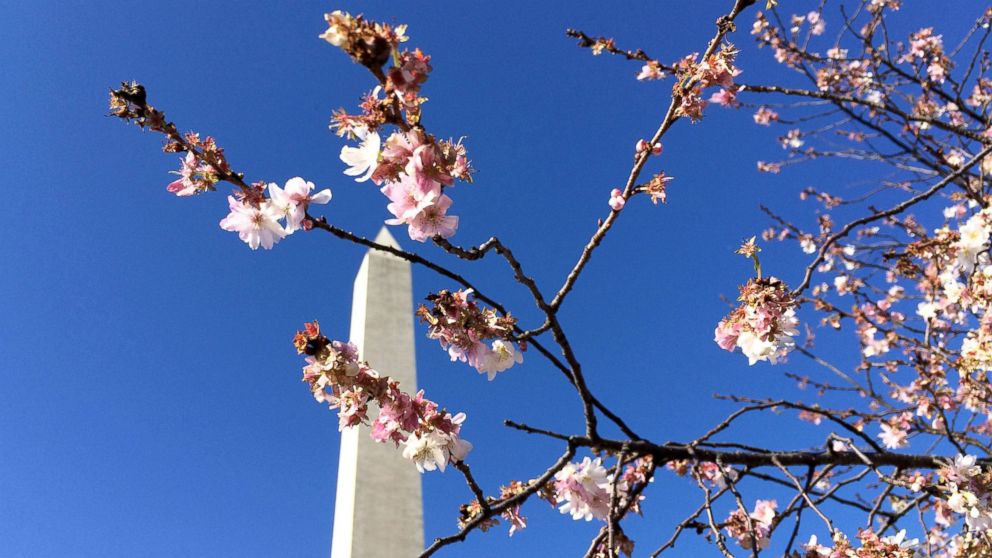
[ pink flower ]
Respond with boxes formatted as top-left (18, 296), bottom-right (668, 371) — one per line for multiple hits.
top-left (554, 457), bottom-right (612, 521)
top-left (219, 196), bottom-right (287, 250)
top-left (708, 87), bottom-right (740, 108)
top-left (477, 339), bottom-right (523, 380)
top-left (407, 194), bottom-right (458, 242)
top-left (752, 106), bottom-right (779, 126)
top-left (714, 319), bottom-right (741, 351)
top-left (609, 188), bottom-right (625, 211)
top-left (879, 419), bottom-right (909, 449)
top-left (166, 151), bottom-right (210, 196)
top-left (636, 61), bottom-right (664, 81)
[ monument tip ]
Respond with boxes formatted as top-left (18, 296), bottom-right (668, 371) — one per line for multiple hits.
top-left (373, 226), bottom-right (401, 250)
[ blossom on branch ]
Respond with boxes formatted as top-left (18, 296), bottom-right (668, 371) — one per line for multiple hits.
top-left (218, 195), bottom-right (287, 250)
top-left (294, 320), bottom-right (471, 472)
top-left (715, 276), bottom-right (799, 365)
top-left (417, 289), bottom-right (523, 378)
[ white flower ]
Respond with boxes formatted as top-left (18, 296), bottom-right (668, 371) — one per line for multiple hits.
top-left (750, 499), bottom-right (777, 526)
top-left (834, 275), bottom-right (849, 294)
top-left (916, 301), bottom-right (939, 320)
top-left (736, 310), bottom-right (798, 365)
top-left (218, 196), bottom-right (287, 250)
top-left (400, 414), bottom-right (472, 473)
top-left (402, 431), bottom-right (450, 473)
top-left (477, 340), bottom-right (523, 380)
top-left (340, 128), bottom-right (381, 182)
top-left (881, 529), bottom-right (919, 550)
top-left (803, 535), bottom-right (831, 557)
top-left (955, 212), bottom-right (991, 272)
top-left (268, 177), bottom-right (332, 233)
top-left (940, 273), bottom-right (965, 304)
top-left (554, 457), bottom-right (612, 521)
top-left (320, 11), bottom-right (351, 48)
top-left (878, 422), bottom-right (908, 449)
top-left (953, 454), bottom-right (981, 480)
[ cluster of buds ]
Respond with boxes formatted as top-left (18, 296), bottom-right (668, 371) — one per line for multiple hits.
top-left (715, 276), bottom-right (800, 365)
top-left (635, 139), bottom-right (663, 157)
top-left (294, 321), bottom-right (471, 472)
top-left (665, 460), bottom-right (738, 489)
top-left (320, 11), bottom-right (408, 70)
top-left (417, 290), bottom-right (523, 379)
top-left (723, 499), bottom-right (776, 550)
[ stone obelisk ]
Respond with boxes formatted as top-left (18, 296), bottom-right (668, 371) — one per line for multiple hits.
top-left (331, 227), bottom-right (424, 558)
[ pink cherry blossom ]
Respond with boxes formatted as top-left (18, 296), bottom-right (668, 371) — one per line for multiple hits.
top-left (166, 151), bottom-right (212, 196)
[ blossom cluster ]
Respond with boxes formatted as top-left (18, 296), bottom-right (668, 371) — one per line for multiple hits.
top-left (541, 456), bottom-right (651, 524)
top-left (938, 454), bottom-right (992, 531)
top-left (340, 127), bottom-right (472, 242)
top-left (675, 44), bottom-right (743, 121)
top-left (634, 42), bottom-right (743, 119)
top-left (294, 320), bottom-right (471, 473)
top-left (899, 27), bottom-right (951, 84)
top-left (416, 289), bottom-right (523, 380)
top-left (552, 457), bottom-right (621, 522)
top-left (715, 276), bottom-right (800, 365)
top-left (323, 13), bottom-right (475, 242)
top-left (215, 177), bottom-right (332, 250)
top-left (723, 499), bottom-right (776, 550)
top-left (802, 529), bottom-right (918, 558)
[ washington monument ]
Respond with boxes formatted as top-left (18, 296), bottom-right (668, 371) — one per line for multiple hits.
top-left (330, 227), bottom-right (424, 558)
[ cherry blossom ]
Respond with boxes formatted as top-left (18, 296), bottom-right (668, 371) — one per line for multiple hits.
top-left (340, 128), bottom-right (381, 182)
top-left (218, 196), bottom-right (287, 250)
top-left (553, 457), bottom-right (612, 521)
top-left (268, 177), bottom-right (332, 233)
top-left (295, 320), bottom-right (471, 473)
top-left (715, 276), bottom-right (799, 365)
top-left (477, 339), bottom-right (524, 381)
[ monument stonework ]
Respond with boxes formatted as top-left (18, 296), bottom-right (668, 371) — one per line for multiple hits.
top-left (330, 227), bottom-right (425, 558)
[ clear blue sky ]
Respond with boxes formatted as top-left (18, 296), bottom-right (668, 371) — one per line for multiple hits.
top-left (1, 1), bottom-right (979, 556)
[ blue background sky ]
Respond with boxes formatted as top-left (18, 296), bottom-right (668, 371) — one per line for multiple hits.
top-left (1, 1), bottom-right (982, 557)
